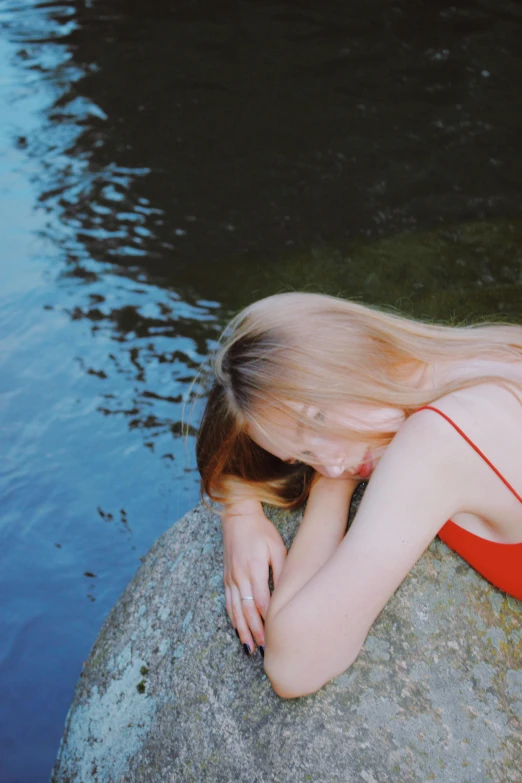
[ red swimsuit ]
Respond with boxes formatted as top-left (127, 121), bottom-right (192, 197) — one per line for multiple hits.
top-left (417, 406), bottom-right (522, 601)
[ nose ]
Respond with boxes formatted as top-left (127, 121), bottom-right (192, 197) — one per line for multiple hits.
top-left (306, 436), bottom-right (347, 477)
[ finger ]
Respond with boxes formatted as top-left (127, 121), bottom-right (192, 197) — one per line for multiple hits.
top-left (230, 584), bottom-right (255, 654)
top-left (250, 568), bottom-right (271, 621)
top-left (238, 584), bottom-right (266, 649)
top-left (224, 583), bottom-right (234, 628)
top-left (268, 539), bottom-right (287, 588)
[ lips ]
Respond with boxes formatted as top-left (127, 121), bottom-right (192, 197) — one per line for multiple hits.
top-left (354, 449), bottom-right (373, 479)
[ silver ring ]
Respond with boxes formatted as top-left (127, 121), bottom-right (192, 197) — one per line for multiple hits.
top-left (241, 596), bottom-right (255, 602)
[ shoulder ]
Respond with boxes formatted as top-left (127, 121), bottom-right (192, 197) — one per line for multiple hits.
top-left (385, 404), bottom-right (465, 472)
top-left (358, 405), bottom-right (469, 526)
top-left (416, 384), bottom-right (522, 456)
top-left (429, 380), bottom-right (522, 422)
top-left (379, 383), bottom-right (522, 514)
top-left (400, 381), bottom-right (522, 453)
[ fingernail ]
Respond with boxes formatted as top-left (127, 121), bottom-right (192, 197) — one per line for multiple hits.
top-left (260, 645), bottom-right (265, 659)
top-left (235, 629), bottom-right (240, 639)
top-left (243, 643), bottom-right (251, 655)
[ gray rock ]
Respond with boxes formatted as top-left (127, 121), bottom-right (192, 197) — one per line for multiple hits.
top-left (51, 502), bottom-right (522, 783)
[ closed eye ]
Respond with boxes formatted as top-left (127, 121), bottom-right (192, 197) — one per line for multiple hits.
top-left (283, 450), bottom-right (315, 465)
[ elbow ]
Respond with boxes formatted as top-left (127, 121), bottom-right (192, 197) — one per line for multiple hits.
top-left (263, 610), bottom-right (362, 698)
top-left (262, 615), bottom-right (318, 698)
top-left (263, 646), bottom-right (358, 700)
top-left (263, 652), bottom-right (316, 699)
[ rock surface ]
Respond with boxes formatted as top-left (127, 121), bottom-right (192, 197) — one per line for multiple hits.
top-left (51, 501), bottom-right (522, 783)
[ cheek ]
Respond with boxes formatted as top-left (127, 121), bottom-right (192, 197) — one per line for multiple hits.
top-left (302, 433), bottom-right (335, 454)
top-left (302, 433), bottom-right (354, 463)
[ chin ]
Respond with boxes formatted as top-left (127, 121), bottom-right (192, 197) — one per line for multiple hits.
top-left (315, 468), bottom-right (355, 479)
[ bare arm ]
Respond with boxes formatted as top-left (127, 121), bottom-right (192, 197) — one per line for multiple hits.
top-left (268, 477), bottom-right (359, 616)
top-left (264, 413), bottom-right (461, 698)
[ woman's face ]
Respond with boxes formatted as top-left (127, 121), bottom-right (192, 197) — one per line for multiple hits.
top-left (247, 403), bottom-right (404, 479)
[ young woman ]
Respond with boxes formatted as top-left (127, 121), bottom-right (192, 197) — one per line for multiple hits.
top-left (196, 292), bottom-right (522, 698)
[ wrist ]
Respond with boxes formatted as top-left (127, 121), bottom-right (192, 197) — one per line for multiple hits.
top-left (222, 497), bottom-right (262, 521)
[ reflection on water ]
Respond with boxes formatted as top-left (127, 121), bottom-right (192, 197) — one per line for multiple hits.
top-left (0, 0), bottom-right (521, 780)
top-left (7, 0), bottom-right (522, 301)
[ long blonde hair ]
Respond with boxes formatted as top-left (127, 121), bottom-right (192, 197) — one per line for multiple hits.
top-left (196, 292), bottom-right (522, 508)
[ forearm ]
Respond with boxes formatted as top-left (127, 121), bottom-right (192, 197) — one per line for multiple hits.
top-left (268, 477), bottom-right (357, 617)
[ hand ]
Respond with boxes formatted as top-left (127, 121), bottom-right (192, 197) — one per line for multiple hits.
top-left (222, 502), bottom-right (287, 655)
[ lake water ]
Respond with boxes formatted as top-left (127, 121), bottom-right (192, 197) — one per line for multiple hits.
top-left (0, 1), bottom-right (520, 781)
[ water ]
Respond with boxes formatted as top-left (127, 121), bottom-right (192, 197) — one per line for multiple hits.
top-left (0, 1), bottom-right (520, 781)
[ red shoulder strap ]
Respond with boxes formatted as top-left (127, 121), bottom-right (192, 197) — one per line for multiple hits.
top-left (416, 405), bottom-right (522, 504)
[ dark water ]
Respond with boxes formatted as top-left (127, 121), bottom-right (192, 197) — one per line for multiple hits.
top-left (0, 1), bottom-right (521, 780)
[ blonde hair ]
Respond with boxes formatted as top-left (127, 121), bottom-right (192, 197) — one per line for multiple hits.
top-left (196, 292), bottom-right (522, 508)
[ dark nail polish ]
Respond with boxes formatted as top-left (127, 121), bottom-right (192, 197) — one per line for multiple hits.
top-left (235, 629), bottom-right (240, 639)
top-left (260, 645), bottom-right (265, 659)
top-left (243, 642), bottom-right (251, 655)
